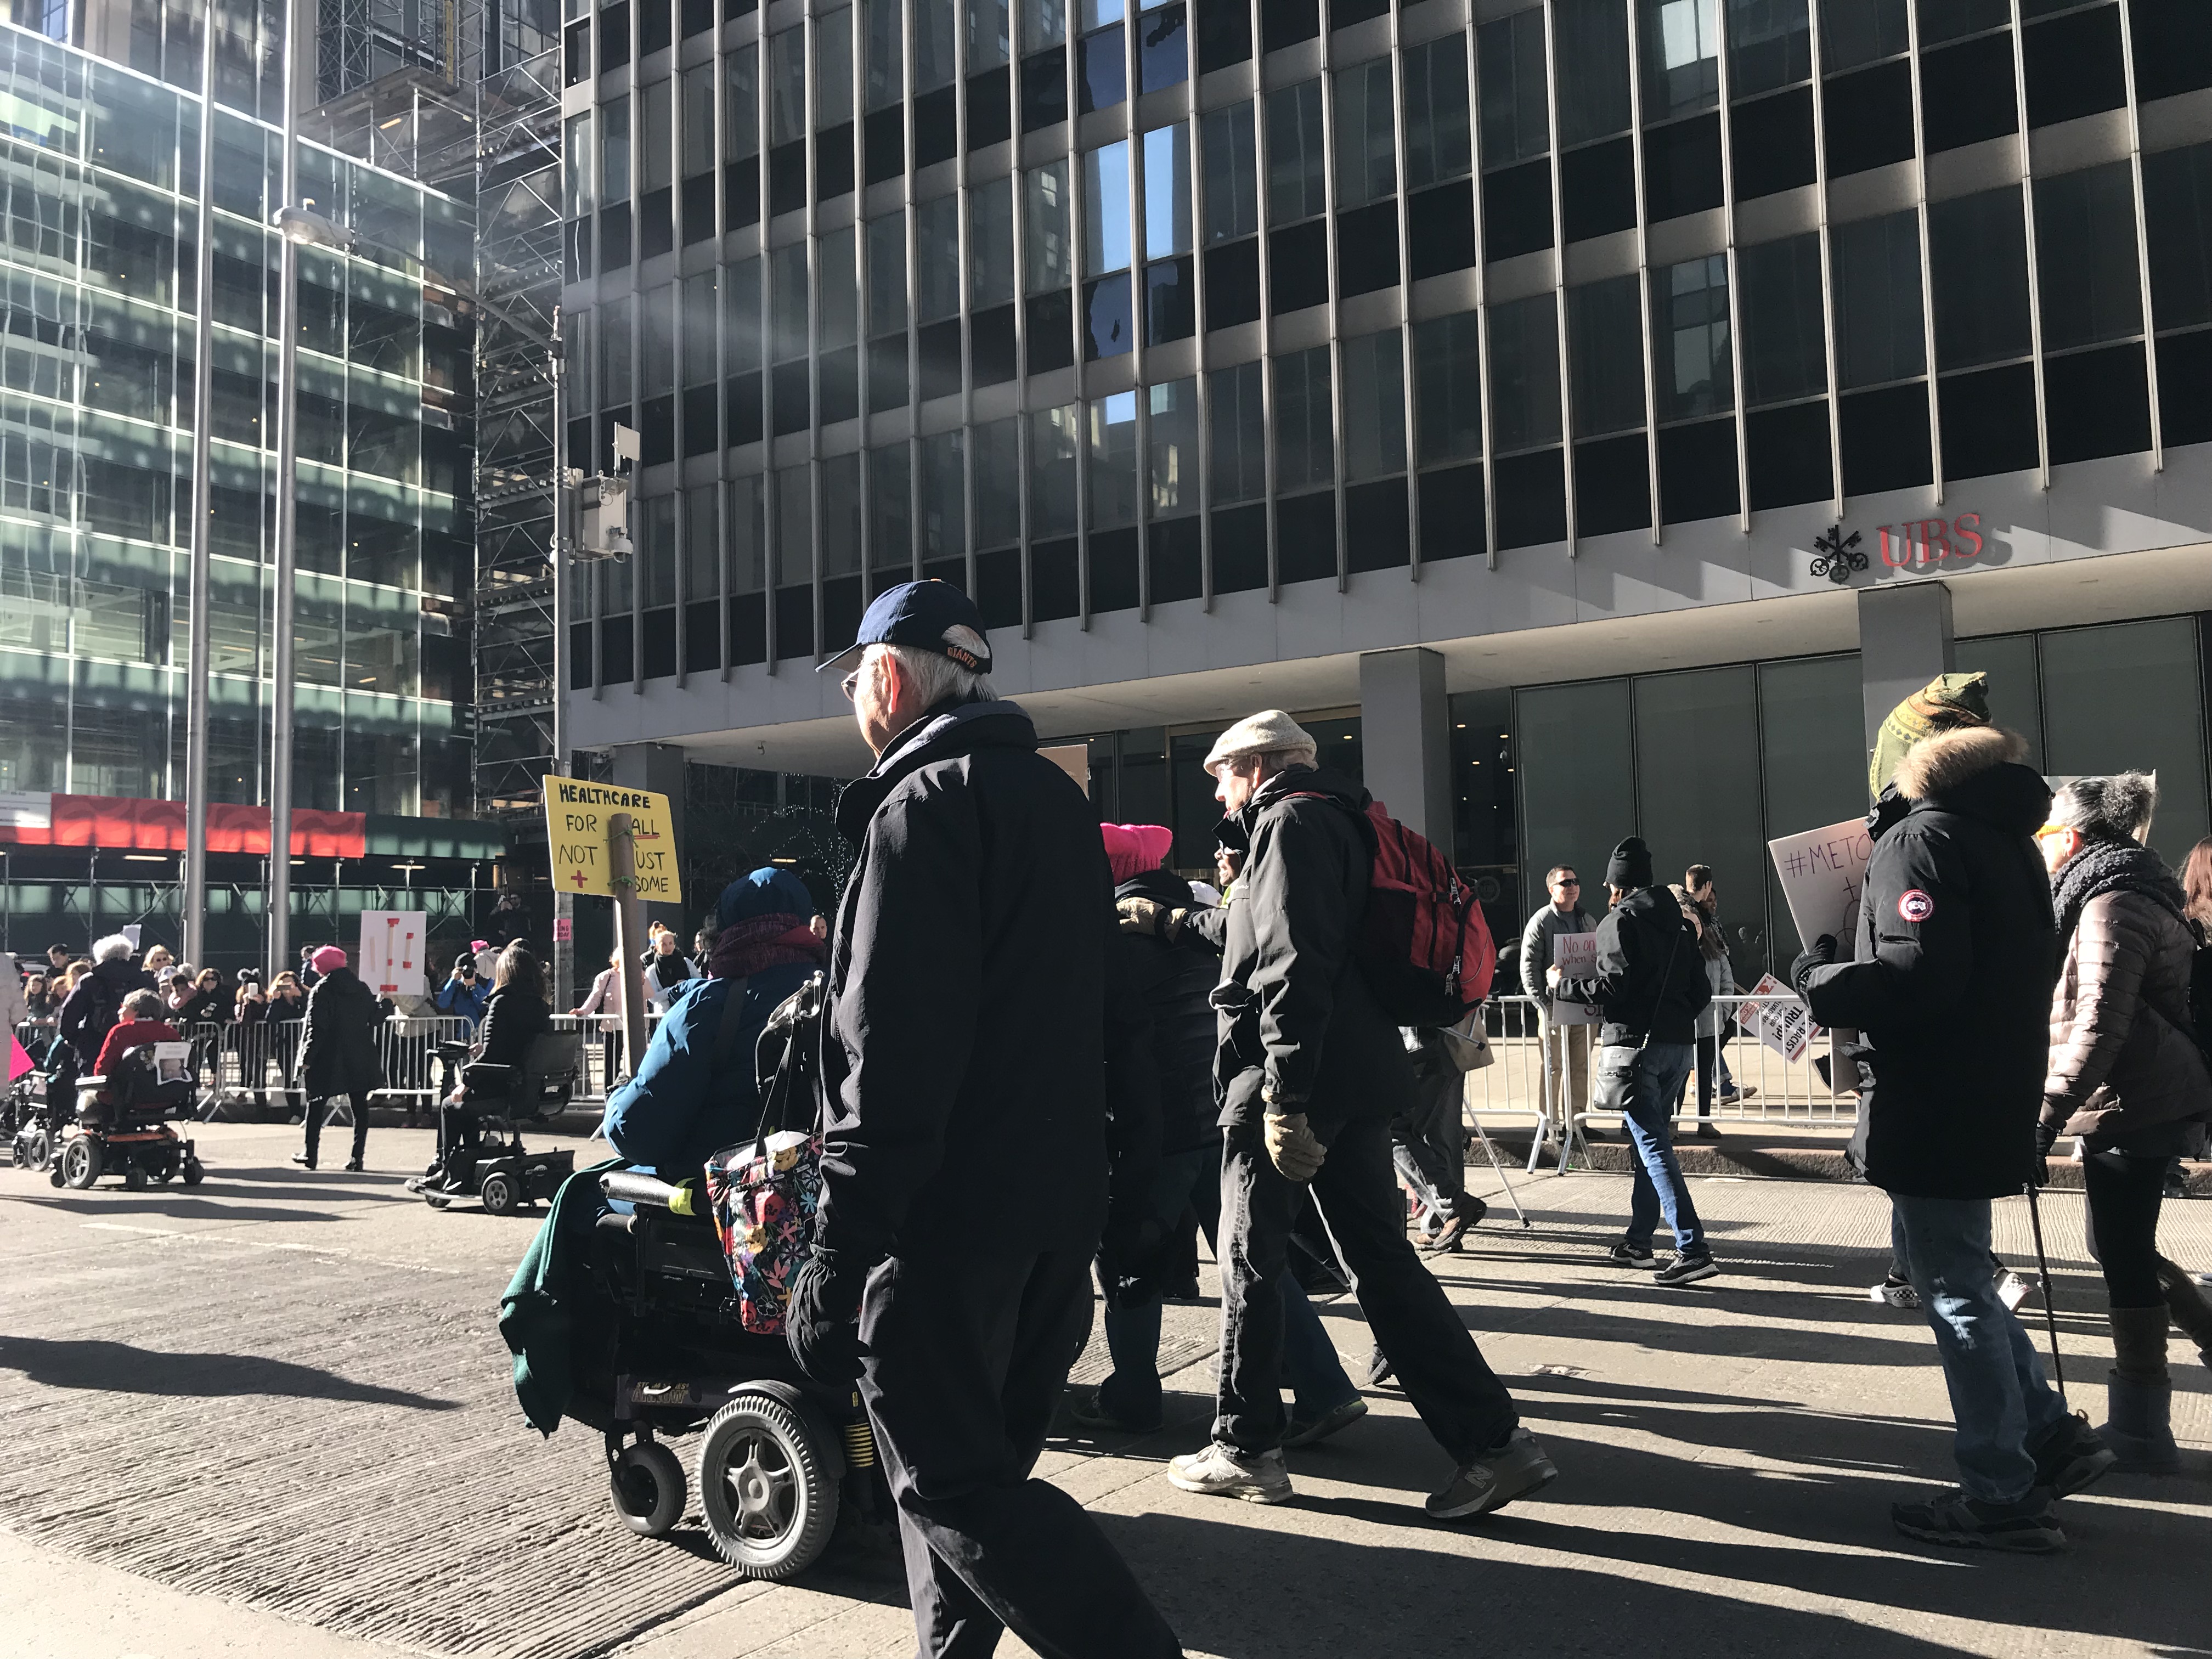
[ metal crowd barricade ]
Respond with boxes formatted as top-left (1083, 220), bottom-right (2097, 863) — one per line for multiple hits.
top-left (373, 1014), bottom-right (475, 1114)
top-left (1460, 991), bottom-right (1857, 1174)
top-left (547, 1007), bottom-right (666, 1114)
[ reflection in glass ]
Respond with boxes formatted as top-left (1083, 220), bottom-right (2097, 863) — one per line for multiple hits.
top-left (1489, 293), bottom-right (1563, 452)
top-left (769, 30), bottom-right (805, 144)
top-left (1403, 36), bottom-right (1472, 188)
top-left (1030, 403), bottom-right (1081, 536)
top-left (1149, 377), bottom-right (1198, 515)
top-left (1266, 80), bottom-right (1327, 223)
top-left (1273, 345), bottom-right (1334, 493)
top-left (916, 196), bottom-right (962, 321)
top-left (1201, 101), bottom-right (1257, 244)
top-left (970, 178), bottom-right (1016, 308)
top-left (1091, 391), bottom-right (1141, 528)
top-left (1085, 142), bottom-right (1132, 275)
top-left (1555, 0), bottom-right (1632, 147)
top-left (1334, 60), bottom-right (1395, 210)
top-left (1079, 24), bottom-right (1126, 112)
top-left (1209, 359), bottom-right (1266, 502)
top-left (1830, 211), bottom-right (1925, 388)
top-left (816, 9), bottom-right (854, 128)
top-left (1479, 12), bottom-right (1550, 166)
top-left (1639, 0), bottom-right (1720, 122)
top-left (1653, 255), bottom-right (1731, 421)
top-left (1726, 0), bottom-right (1810, 97)
top-left (1143, 123), bottom-right (1191, 260)
top-left (1413, 312), bottom-right (1483, 465)
top-left (1026, 159), bottom-right (1073, 291)
top-left (1568, 275), bottom-right (1647, 437)
top-left (1737, 233), bottom-right (1827, 403)
top-left (1341, 331), bottom-right (1406, 482)
top-left (920, 428), bottom-right (967, 557)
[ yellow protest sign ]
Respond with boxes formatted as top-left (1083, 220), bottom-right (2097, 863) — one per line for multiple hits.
top-left (542, 777), bottom-right (683, 904)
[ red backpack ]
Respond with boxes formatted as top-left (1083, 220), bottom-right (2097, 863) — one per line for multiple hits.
top-left (1296, 794), bottom-right (1496, 1027)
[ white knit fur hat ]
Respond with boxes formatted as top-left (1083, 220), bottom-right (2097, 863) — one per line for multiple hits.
top-left (1202, 710), bottom-right (1317, 775)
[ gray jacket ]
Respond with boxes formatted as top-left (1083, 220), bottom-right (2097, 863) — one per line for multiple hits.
top-left (1519, 904), bottom-right (1596, 1013)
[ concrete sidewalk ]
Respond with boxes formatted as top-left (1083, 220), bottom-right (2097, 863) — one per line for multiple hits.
top-left (0, 1121), bottom-right (2205, 1659)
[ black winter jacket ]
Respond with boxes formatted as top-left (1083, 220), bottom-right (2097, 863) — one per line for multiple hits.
top-left (476, 986), bottom-right (553, 1070)
top-left (1109, 867), bottom-right (1224, 1158)
top-left (816, 697), bottom-right (1113, 1266)
top-left (297, 967), bottom-right (388, 1101)
top-left (1577, 886), bottom-right (1711, 1047)
top-left (1212, 766), bottom-right (1415, 1133)
top-left (58, 958), bottom-right (155, 1069)
top-left (1803, 726), bottom-right (2058, 1200)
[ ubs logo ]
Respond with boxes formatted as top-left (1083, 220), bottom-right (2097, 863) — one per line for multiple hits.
top-left (1810, 514), bottom-right (1985, 584)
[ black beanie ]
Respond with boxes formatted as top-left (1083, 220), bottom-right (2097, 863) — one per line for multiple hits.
top-left (1606, 837), bottom-right (1653, 891)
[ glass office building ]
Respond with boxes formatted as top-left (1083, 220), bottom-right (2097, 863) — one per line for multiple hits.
top-left (0, 20), bottom-right (498, 964)
top-left (563, 0), bottom-right (2212, 975)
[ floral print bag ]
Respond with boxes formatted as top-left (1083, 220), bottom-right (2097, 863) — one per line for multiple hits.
top-left (703, 972), bottom-right (825, 1335)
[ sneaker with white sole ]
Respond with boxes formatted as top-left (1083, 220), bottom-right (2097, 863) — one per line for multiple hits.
top-left (1425, 1427), bottom-right (1559, 1519)
top-left (1869, 1278), bottom-right (1922, 1310)
top-left (1891, 1486), bottom-right (2064, 1554)
top-left (1605, 1242), bottom-right (1658, 1269)
top-left (1166, 1442), bottom-right (1293, 1504)
top-left (1654, 1253), bottom-right (1720, 1287)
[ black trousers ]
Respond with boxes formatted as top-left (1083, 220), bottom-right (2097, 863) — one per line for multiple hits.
top-left (303, 1094), bottom-right (367, 1163)
top-left (2081, 1149), bottom-right (2167, 1309)
top-left (859, 1245), bottom-right (1181, 1659)
top-left (1216, 1113), bottom-right (1519, 1463)
top-left (1390, 1057), bottom-right (1471, 1223)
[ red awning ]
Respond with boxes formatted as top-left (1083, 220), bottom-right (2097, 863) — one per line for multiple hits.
top-left (0, 794), bottom-right (366, 857)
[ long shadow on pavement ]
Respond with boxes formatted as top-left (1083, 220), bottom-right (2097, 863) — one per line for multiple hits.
top-left (0, 1335), bottom-right (463, 1411)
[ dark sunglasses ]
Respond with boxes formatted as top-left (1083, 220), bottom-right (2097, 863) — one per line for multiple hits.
top-left (1554, 877), bottom-right (1581, 886)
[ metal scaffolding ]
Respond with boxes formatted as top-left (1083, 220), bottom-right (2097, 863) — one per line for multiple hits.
top-left (301, 3), bottom-right (564, 828)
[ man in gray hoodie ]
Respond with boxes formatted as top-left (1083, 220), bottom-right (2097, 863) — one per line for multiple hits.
top-left (1519, 866), bottom-right (1598, 1146)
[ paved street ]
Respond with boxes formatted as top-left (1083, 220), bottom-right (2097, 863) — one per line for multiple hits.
top-left (0, 1118), bottom-right (2207, 1659)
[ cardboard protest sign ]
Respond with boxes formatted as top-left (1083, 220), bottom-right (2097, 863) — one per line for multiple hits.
top-left (359, 911), bottom-right (428, 998)
top-left (1549, 930), bottom-right (1602, 1024)
top-left (1768, 817), bottom-right (1872, 945)
top-left (543, 777), bottom-right (683, 904)
top-left (1737, 972), bottom-right (1818, 1064)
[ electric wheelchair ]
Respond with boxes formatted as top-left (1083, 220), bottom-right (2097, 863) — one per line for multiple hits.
top-left (564, 974), bottom-right (886, 1579)
top-left (44, 1041), bottom-right (205, 1190)
top-left (415, 1030), bottom-right (580, 1216)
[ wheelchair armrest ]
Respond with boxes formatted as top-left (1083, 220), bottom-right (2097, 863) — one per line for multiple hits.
top-left (600, 1170), bottom-right (682, 1210)
top-left (77, 1074), bottom-right (108, 1090)
top-left (595, 1210), bottom-right (636, 1235)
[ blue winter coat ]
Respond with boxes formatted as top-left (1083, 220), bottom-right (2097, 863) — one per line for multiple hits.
top-left (600, 961), bottom-right (817, 1179)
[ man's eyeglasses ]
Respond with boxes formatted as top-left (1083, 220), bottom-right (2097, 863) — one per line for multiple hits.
top-left (1553, 878), bottom-right (1581, 887)
top-left (839, 668), bottom-right (861, 701)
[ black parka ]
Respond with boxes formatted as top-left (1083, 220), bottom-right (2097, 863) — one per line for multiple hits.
top-left (1803, 726), bottom-right (2058, 1200)
top-left (296, 966), bottom-right (388, 1101)
top-left (815, 698), bottom-right (1113, 1266)
top-left (1109, 866), bottom-right (1224, 1159)
top-left (1212, 766), bottom-right (1415, 1134)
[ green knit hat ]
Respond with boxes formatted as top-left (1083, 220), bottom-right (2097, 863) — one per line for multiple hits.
top-left (1869, 671), bottom-right (1991, 796)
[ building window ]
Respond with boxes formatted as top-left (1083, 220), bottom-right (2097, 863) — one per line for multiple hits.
top-left (2034, 160), bottom-right (2142, 353)
top-left (1737, 233), bottom-right (1826, 404)
top-left (1568, 275), bottom-right (1647, 437)
top-left (1480, 9), bottom-right (1551, 166)
top-left (1413, 312), bottom-right (1483, 466)
top-left (1489, 292), bottom-right (1563, 454)
top-left (1273, 345), bottom-right (1334, 494)
top-left (1203, 101), bottom-right (1259, 242)
top-left (1209, 358), bottom-right (1266, 502)
top-left (1929, 187), bottom-right (2032, 371)
top-left (1652, 253), bottom-right (1731, 421)
top-left (1640, 0), bottom-right (1721, 120)
top-left (1341, 331), bottom-right (1406, 484)
top-left (1555, 0), bottom-right (1633, 148)
top-left (1402, 35), bottom-right (1472, 188)
top-left (1266, 79), bottom-right (1327, 224)
top-left (1334, 57), bottom-right (1395, 211)
top-left (1830, 210), bottom-right (1924, 387)
top-left (1726, 0), bottom-right (1810, 97)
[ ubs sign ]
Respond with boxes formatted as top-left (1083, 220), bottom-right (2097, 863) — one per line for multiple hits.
top-left (1812, 514), bottom-right (1985, 584)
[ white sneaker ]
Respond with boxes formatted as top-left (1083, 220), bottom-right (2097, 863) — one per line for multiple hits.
top-left (1166, 1442), bottom-right (1292, 1505)
top-left (1869, 1279), bottom-right (1921, 1310)
top-left (1996, 1271), bottom-right (2039, 1312)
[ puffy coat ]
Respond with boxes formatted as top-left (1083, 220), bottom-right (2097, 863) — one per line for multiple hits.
top-left (296, 967), bottom-right (388, 1101)
top-left (604, 963), bottom-right (817, 1176)
top-left (1803, 727), bottom-right (2058, 1200)
top-left (1577, 886), bottom-right (1711, 1048)
top-left (1211, 766), bottom-right (1415, 1134)
top-left (1109, 866), bottom-right (1223, 1158)
top-left (816, 697), bottom-right (1113, 1266)
top-left (2042, 843), bottom-right (2212, 1155)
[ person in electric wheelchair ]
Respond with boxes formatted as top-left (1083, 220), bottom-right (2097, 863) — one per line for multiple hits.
top-left (501, 969), bottom-right (890, 1581)
top-left (410, 944), bottom-right (574, 1212)
top-left (47, 989), bottom-right (204, 1190)
top-left (601, 868), bottom-right (828, 1180)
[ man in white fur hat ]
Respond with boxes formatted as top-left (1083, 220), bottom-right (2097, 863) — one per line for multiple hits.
top-left (1151, 709), bottom-right (1559, 1519)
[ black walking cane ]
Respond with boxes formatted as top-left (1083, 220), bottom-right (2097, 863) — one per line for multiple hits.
top-left (2024, 1175), bottom-right (2068, 1410)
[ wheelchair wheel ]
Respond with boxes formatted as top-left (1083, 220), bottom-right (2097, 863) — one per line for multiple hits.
top-left (696, 1393), bottom-right (838, 1580)
top-left (61, 1136), bottom-right (103, 1190)
top-left (181, 1157), bottom-right (205, 1187)
top-left (479, 1169), bottom-right (520, 1217)
top-left (123, 1166), bottom-right (148, 1192)
top-left (17, 1127), bottom-right (52, 1173)
top-left (610, 1438), bottom-right (687, 1538)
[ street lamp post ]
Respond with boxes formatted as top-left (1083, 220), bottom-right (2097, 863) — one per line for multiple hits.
top-left (265, 0), bottom-right (304, 983)
top-left (180, 4), bottom-right (217, 968)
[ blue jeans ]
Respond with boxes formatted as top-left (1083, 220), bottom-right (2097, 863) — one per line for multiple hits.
top-left (1890, 1194), bottom-right (2069, 1503)
top-left (1605, 1041), bottom-right (1706, 1258)
top-left (1096, 1146), bottom-right (1359, 1427)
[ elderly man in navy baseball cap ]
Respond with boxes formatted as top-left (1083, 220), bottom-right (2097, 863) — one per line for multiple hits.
top-left (789, 578), bottom-right (1181, 1657)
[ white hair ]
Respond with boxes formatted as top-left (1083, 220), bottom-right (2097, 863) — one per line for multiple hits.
top-left (93, 934), bottom-right (134, 963)
top-left (877, 624), bottom-right (996, 710)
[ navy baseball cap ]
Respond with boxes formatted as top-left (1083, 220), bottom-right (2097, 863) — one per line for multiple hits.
top-left (818, 579), bottom-right (992, 674)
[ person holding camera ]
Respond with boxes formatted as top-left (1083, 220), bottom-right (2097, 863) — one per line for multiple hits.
top-left (433, 953), bottom-right (492, 1034)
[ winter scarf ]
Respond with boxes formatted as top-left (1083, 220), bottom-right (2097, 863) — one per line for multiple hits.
top-left (2052, 837), bottom-right (2189, 945)
top-left (708, 913), bottom-right (826, 980)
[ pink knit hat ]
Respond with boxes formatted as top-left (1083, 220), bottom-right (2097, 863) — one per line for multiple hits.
top-left (309, 945), bottom-right (348, 976)
top-left (1101, 823), bottom-right (1175, 885)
